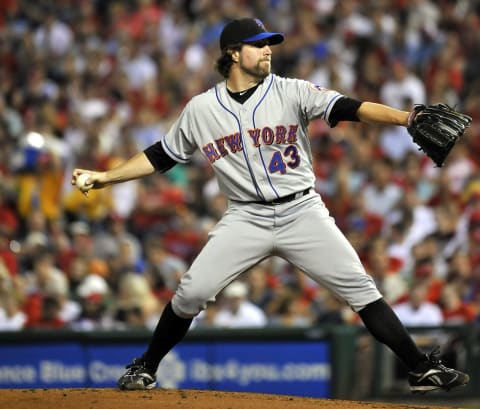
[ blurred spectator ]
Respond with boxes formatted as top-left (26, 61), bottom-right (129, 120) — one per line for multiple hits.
top-left (41, 271), bottom-right (80, 326)
top-left (440, 284), bottom-right (475, 325)
top-left (49, 217), bottom-right (75, 273)
top-left (24, 294), bottom-right (65, 329)
top-left (365, 237), bottom-right (408, 305)
top-left (264, 280), bottom-right (302, 323)
top-left (0, 292), bottom-right (27, 331)
top-left (445, 250), bottom-right (472, 298)
top-left (33, 6), bottom-right (73, 56)
top-left (468, 260), bottom-right (480, 322)
top-left (312, 290), bottom-right (349, 324)
top-left (106, 238), bottom-right (142, 289)
top-left (121, 38), bottom-right (158, 90)
top-left (0, 261), bottom-right (26, 330)
top-left (66, 255), bottom-right (90, 294)
top-left (213, 281), bottom-right (267, 328)
top-left (143, 236), bottom-right (187, 298)
top-left (380, 59), bottom-right (426, 109)
top-left (460, 209), bottom-right (480, 261)
top-left (130, 173), bottom-right (186, 236)
top-left (0, 228), bottom-right (18, 278)
top-left (63, 181), bottom-right (113, 222)
top-left (270, 296), bottom-right (313, 327)
top-left (387, 195), bottom-right (437, 275)
top-left (22, 249), bottom-right (69, 328)
top-left (392, 283), bottom-right (444, 327)
top-left (114, 273), bottom-right (162, 330)
top-left (191, 304), bottom-right (219, 328)
top-left (18, 230), bottom-right (50, 274)
top-left (0, 184), bottom-right (19, 240)
top-left (22, 248), bottom-right (67, 296)
top-left (0, 94), bottom-right (23, 139)
top-left (443, 144), bottom-right (477, 197)
top-left (162, 208), bottom-right (203, 264)
top-left (361, 156), bottom-right (403, 218)
top-left (401, 153), bottom-right (438, 205)
top-left (433, 203), bottom-right (462, 260)
top-left (408, 255), bottom-right (445, 304)
top-left (93, 213), bottom-right (142, 264)
top-left (245, 264), bottom-right (276, 311)
top-left (69, 221), bottom-right (95, 259)
top-left (71, 274), bottom-right (113, 331)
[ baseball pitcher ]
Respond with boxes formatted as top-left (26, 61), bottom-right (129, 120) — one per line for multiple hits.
top-left (72, 18), bottom-right (470, 393)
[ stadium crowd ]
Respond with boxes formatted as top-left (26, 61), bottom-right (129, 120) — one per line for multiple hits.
top-left (1, 0), bottom-right (480, 332)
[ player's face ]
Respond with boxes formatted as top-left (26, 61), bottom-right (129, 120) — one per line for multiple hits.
top-left (238, 40), bottom-right (272, 79)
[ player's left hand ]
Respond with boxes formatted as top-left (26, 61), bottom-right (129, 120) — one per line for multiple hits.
top-left (407, 103), bottom-right (472, 167)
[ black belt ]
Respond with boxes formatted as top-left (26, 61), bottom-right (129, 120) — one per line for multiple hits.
top-left (250, 188), bottom-right (310, 205)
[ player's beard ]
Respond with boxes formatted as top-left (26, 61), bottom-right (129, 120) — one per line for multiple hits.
top-left (239, 58), bottom-right (271, 80)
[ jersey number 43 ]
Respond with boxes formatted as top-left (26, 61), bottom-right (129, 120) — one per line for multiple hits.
top-left (268, 145), bottom-right (300, 174)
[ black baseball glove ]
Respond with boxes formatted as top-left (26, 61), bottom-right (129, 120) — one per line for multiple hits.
top-left (407, 103), bottom-right (472, 167)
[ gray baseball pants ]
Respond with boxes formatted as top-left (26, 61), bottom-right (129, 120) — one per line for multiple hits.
top-left (171, 191), bottom-right (382, 318)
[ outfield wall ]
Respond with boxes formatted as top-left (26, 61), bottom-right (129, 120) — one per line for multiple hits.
top-left (0, 325), bottom-right (477, 400)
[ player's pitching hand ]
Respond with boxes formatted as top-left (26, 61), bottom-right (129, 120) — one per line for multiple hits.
top-left (71, 169), bottom-right (106, 197)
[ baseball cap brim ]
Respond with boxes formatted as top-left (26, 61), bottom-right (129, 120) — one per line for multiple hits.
top-left (243, 32), bottom-right (284, 45)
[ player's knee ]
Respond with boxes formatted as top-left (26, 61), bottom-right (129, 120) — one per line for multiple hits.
top-left (171, 289), bottom-right (215, 318)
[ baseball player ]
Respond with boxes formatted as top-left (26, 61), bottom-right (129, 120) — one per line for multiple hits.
top-left (72, 18), bottom-right (469, 393)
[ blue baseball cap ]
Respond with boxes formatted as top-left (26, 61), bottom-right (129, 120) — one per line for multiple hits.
top-left (219, 18), bottom-right (284, 50)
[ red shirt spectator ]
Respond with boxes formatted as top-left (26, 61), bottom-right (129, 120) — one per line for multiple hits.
top-left (441, 284), bottom-right (476, 324)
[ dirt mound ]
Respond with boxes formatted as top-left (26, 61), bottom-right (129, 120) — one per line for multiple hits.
top-left (0, 388), bottom-right (459, 409)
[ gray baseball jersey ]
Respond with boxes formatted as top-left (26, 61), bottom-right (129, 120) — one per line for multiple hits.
top-left (161, 73), bottom-right (381, 317)
top-left (162, 74), bottom-right (341, 202)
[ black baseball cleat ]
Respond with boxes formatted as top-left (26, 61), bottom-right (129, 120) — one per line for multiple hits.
top-left (408, 346), bottom-right (469, 394)
top-left (117, 358), bottom-right (157, 390)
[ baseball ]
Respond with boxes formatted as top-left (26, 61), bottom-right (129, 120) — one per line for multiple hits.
top-left (76, 173), bottom-right (93, 192)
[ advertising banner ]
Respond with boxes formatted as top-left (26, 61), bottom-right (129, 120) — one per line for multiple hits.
top-left (0, 341), bottom-right (330, 397)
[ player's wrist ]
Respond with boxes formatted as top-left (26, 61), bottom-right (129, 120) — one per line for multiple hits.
top-left (406, 110), bottom-right (415, 128)
top-left (406, 105), bottom-right (425, 128)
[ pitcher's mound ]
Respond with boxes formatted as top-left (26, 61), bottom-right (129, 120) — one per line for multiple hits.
top-left (0, 388), bottom-right (457, 409)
